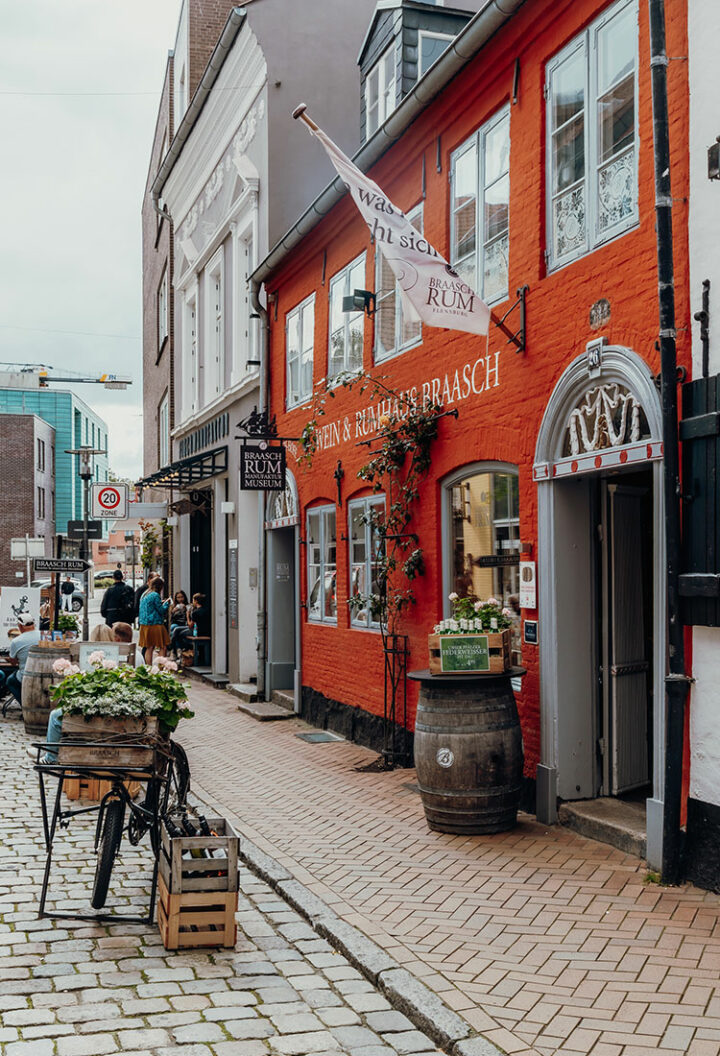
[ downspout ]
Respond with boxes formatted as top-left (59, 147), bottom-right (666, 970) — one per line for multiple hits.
top-left (648, 0), bottom-right (689, 884)
top-left (251, 278), bottom-right (269, 700)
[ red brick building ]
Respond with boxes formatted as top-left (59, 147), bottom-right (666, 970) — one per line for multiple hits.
top-left (253, 0), bottom-right (691, 872)
top-left (0, 414), bottom-right (55, 585)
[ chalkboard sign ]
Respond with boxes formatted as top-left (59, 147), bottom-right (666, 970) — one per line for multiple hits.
top-left (524, 620), bottom-right (538, 645)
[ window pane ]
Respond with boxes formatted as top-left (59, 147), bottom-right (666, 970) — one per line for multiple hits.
top-left (553, 184), bottom-right (586, 258)
top-left (483, 235), bottom-right (508, 303)
top-left (598, 149), bottom-right (635, 234)
top-left (453, 144), bottom-right (477, 213)
top-left (377, 288), bottom-right (397, 357)
top-left (485, 116), bottom-right (510, 185)
top-left (485, 173), bottom-right (509, 242)
top-left (553, 115), bottom-right (585, 193)
top-left (453, 254), bottom-right (476, 291)
top-left (307, 513), bottom-right (322, 620)
top-left (598, 74), bottom-right (634, 161)
top-left (552, 47), bottom-right (585, 129)
top-left (454, 202), bottom-right (476, 261)
top-left (302, 301), bottom-right (314, 352)
top-left (420, 35), bottom-right (450, 76)
top-left (287, 312), bottom-right (299, 357)
top-left (347, 316), bottom-right (364, 372)
top-left (597, 4), bottom-right (635, 94)
top-left (324, 510), bottom-right (337, 619)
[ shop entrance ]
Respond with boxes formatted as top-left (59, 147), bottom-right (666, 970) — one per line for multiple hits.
top-left (597, 474), bottom-right (653, 797)
top-left (266, 527), bottom-right (295, 693)
top-left (189, 490), bottom-right (212, 612)
top-left (534, 346), bottom-right (666, 869)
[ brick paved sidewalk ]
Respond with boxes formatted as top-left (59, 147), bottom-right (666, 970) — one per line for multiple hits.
top-left (181, 682), bottom-right (720, 1056)
top-left (0, 716), bottom-right (446, 1056)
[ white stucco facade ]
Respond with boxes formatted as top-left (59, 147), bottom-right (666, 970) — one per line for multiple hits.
top-left (687, 0), bottom-right (720, 808)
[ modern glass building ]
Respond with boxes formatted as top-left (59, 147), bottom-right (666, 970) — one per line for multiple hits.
top-left (0, 387), bottom-right (110, 535)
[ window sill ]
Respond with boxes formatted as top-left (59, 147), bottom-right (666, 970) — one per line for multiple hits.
top-left (306, 617), bottom-right (338, 627)
top-left (350, 622), bottom-right (382, 634)
top-left (374, 334), bottom-right (423, 365)
top-left (286, 394), bottom-right (313, 412)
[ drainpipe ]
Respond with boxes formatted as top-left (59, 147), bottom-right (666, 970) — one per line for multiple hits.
top-left (251, 278), bottom-right (269, 700)
top-left (648, 0), bottom-right (689, 885)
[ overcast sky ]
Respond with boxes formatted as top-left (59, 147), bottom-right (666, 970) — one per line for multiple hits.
top-left (0, 0), bottom-right (181, 479)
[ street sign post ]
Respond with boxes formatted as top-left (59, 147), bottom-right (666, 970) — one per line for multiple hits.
top-left (34, 558), bottom-right (90, 575)
top-left (90, 483), bottom-right (128, 519)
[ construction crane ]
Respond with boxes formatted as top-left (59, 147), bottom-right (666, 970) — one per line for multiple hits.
top-left (0, 362), bottom-right (132, 390)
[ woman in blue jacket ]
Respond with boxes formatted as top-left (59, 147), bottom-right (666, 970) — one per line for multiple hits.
top-left (138, 577), bottom-right (171, 666)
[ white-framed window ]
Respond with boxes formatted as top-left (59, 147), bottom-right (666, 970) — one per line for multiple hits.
top-left (444, 463), bottom-right (522, 665)
top-left (37, 486), bottom-right (45, 520)
top-left (348, 495), bottom-right (385, 629)
top-left (203, 249), bottom-right (224, 404)
top-left (546, 0), bottom-right (638, 269)
top-left (37, 438), bottom-right (45, 472)
top-left (450, 107), bottom-right (510, 305)
top-left (159, 392), bottom-right (169, 468)
top-left (307, 506), bottom-right (337, 624)
top-left (234, 226), bottom-right (256, 384)
top-left (366, 41), bottom-right (399, 138)
top-left (182, 287), bottom-right (197, 419)
top-left (286, 294), bottom-right (315, 408)
top-left (418, 32), bottom-right (453, 78)
top-left (375, 204), bottom-right (422, 362)
top-left (157, 268), bottom-right (168, 350)
top-left (328, 253), bottom-right (366, 380)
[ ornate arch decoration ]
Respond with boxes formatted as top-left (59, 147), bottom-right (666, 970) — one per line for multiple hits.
top-left (264, 468), bottom-right (299, 529)
top-left (533, 346), bottom-right (663, 481)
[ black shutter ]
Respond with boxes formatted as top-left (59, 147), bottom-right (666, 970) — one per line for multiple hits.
top-left (680, 374), bottom-right (720, 625)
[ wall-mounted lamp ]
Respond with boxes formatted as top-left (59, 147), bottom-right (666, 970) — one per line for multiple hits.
top-left (343, 289), bottom-right (376, 316)
top-left (708, 136), bottom-right (720, 180)
top-left (220, 501), bottom-right (235, 515)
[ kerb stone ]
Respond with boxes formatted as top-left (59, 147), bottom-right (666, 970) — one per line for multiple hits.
top-left (377, 969), bottom-right (471, 1049)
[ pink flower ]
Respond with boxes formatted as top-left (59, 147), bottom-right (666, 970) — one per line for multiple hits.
top-left (102, 659), bottom-right (118, 670)
top-left (448, 592), bottom-right (459, 602)
top-left (502, 608), bottom-right (512, 618)
top-left (150, 665), bottom-right (160, 675)
top-left (487, 597), bottom-right (499, 607)
top-left (52, 658), bottom-right (72, 674)
top-left (473, 600), bottom-right (483, 612)
top-left (88, 650), bottom-right (105, 666)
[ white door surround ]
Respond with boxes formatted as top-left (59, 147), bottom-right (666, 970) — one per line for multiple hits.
top-left (533, 346), bottom-right (666, 870)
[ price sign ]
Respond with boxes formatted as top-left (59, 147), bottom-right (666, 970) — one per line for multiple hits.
top-left (90, 483), bottom-right (129, 518)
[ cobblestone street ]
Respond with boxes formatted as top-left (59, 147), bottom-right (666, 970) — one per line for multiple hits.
top-left (0, 717), bottom-right (444, 1056)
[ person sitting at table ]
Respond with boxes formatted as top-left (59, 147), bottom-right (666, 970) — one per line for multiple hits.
top-left (2, 616), bottom-right (41, 706)
top-left (26, 622), bottom-right (136, 764)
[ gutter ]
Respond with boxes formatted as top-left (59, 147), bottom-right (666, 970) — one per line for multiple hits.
top-left (250, 0), bottom-right (526, 287)
top-left (151, 7), bottom-right (247, 219)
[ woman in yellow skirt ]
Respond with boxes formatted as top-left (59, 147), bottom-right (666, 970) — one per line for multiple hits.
top-left (138, 577), bottom-right (171, 666)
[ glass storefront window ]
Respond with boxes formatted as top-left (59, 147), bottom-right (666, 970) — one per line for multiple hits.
top-left (449, 469), bottom-right (521, 662)
top-left (307, 507), bottom-right (337, 623)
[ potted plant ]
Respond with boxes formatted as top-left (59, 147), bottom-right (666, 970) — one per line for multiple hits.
top-left (51, 652), bottom-right (194, 767)
top-left (57, 612), bottom-right (79, 639)
top-left (428, 594), bottom-right (513, 674)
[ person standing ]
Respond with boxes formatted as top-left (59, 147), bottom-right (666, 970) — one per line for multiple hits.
top-left (138, 577), bottom-right (170, 667)
top-left (5, 616), bottom-right (41, 704)
top-left (60, 576), bottom-right (75, 612)
top-left (101, 570), bottom-right (136, 627)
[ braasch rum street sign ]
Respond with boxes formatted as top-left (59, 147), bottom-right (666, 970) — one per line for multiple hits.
top-left (240, 444), bottom-right (286, 490)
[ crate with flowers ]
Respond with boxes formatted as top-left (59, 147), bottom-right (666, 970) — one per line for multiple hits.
top-left (428, 594), bottom-right (513, 674)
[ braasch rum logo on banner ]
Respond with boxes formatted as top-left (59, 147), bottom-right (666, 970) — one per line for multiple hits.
top-left (240, 445), bottom-right (286, 490)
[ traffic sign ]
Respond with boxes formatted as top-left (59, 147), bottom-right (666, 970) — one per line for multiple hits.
top-left (90, 482), bottom-right (129, 519)
top-left (91, 482), bottom-right (129, 518)
top-left (67, 520), bottom-right (103, 540)
top-left (34, 558), bottom-right (90, 574)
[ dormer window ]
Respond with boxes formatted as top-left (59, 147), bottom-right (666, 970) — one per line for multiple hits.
top-left (366, 42), bottom-right (399, 138)
top-left (418, 32), bottom-right (453, 78)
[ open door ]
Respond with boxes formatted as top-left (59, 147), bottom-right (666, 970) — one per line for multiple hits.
top-left (602, 483), bottom-right (651, 794)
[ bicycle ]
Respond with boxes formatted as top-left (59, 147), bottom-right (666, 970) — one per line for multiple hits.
top-left (90, 739), bottom-right (190, 910)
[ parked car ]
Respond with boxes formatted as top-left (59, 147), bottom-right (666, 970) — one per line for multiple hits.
top-left (30, 579), bottom-right (85, 612)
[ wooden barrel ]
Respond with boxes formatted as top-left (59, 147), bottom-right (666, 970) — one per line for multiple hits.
top-left (412, 669), bottom-right (524, 835)
top-left (21, 645), bottom-right (71, 736)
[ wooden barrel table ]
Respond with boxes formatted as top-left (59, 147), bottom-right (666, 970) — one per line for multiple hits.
top-left (410, 667), bottom-right (526, 835)
top-left (22, 645), bottom-right (71, 736)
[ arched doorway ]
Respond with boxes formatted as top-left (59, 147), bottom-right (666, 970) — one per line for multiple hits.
top-left (534, 346), bottom-right (665, 868)
top-left (264, 471), bottom-right (300, 700)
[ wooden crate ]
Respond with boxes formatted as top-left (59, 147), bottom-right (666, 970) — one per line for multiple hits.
top-left (64, 776), bottom-right (141, 801)
top-left (157, 873), bottom-right (237, 950)
top-left (159, 816), bottom-right (239, 894)
top-left (428, 630), bottom-right (511, 675)
top-left (58, 715), bottom-right (159, 769)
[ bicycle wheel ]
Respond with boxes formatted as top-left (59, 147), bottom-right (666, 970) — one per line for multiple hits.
top-left (91, 798), bottom-right (125, 910)
top-left (168, 741), bottom-right (191, 812)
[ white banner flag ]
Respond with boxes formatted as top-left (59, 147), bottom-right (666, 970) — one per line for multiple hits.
top-left (305, 121), bottom-right (490, 337)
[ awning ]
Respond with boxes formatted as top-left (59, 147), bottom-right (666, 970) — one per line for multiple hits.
top-left (136, 446), bottom-right (228, 490)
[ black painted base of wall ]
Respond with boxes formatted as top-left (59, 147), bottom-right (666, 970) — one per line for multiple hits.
top-left (301, 687), bottom-right (414, 764)
top-left (685, 797), bottom-right (720, 893)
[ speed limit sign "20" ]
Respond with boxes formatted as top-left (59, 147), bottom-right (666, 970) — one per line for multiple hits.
top-left (90, 482), bottom-right (129, 519)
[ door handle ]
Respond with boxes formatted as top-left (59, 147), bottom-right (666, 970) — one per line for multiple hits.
top-left (610, 661), bottom-right (649, 676)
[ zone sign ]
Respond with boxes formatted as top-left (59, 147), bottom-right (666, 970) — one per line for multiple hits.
top-left (90, 483), bottom-right (129, 519)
